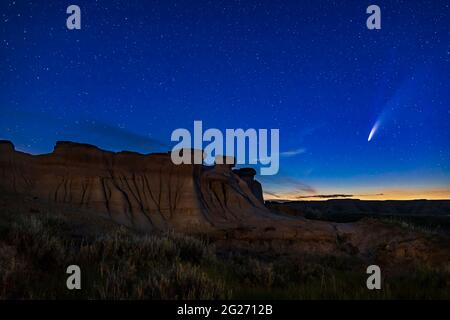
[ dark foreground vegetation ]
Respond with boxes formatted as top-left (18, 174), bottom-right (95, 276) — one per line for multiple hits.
top-left (1, 209), bottom-right (449, 300)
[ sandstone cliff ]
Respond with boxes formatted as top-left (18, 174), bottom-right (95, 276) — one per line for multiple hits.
top-left (0, 140), bottom-right (271, 232)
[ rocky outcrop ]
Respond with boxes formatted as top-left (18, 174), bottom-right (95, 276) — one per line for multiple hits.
top-left (233, 168), bottom-right (264, 203)
top-left (0, 140), bottom-right (271, 232)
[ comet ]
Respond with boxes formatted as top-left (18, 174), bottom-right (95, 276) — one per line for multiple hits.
top-left (368, 120), bottom-right (381, 142)
top-left (367, 68), bottom-right (424, 143)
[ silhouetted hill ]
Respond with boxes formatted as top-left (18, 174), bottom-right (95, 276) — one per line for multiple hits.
top-left (267, 199), bottom-right (450, 219)
top-left (267, 199), bottom-right (450, 235)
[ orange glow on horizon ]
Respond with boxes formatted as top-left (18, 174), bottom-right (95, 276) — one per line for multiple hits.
top-left (264, 188), bottom-right (450, 201)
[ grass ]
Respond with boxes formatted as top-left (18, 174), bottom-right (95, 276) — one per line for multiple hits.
top-left (0, 212), bottom-right (449, 299)
top-left (380, 216), bottom-right (448, 237)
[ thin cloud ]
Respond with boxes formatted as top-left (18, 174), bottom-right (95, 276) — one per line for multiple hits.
top-left (280, 148), bottom-right (306, 157)
top-left (2, 110), bottom-right (169, 154)
top-left (296, 194), bottom-right (354, 199)
top-left (263, 190), bottom-right (282, 198)
top-left (259, 175), bottom-right (316, 194)
top-left (80, 121), bottom-right (169, 151)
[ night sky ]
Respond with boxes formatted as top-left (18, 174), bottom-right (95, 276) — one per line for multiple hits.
top-left (1, 0), bottom-right (449, 200)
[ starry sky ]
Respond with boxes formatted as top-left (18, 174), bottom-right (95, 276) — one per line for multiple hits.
top-left (1, 0), bottom-right (449, 200)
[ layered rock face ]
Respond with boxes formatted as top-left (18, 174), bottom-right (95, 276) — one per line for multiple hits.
top-left (0, 140), bottom-right (269, 232)
top-left (233, 168), bottom-right (264, 204)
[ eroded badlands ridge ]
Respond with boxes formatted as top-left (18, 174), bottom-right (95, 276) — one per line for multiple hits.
top-left (0, 140), bottom-right (273, 232)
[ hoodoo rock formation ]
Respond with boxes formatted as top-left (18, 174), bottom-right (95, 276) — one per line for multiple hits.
top-left (0, 140), bottom-right (271, 232)
top-left (233, 168), bottom-right (264, 204)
